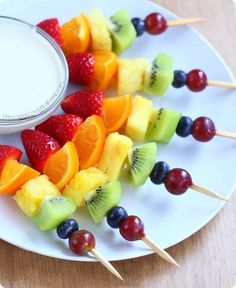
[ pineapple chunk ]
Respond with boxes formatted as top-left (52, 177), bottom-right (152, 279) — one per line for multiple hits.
top-left (88, 10), bottom-right (112, 51)
top-left (63, 168), bottom-right (108, 207)
top-left (14, 175), bottom-right (61, 217)
top-left (125, 95), bottom-right (153, 141)
top-left (97, 132), bottom-right (133, 181)
top-left (116, 58), bottom-right (148, 95)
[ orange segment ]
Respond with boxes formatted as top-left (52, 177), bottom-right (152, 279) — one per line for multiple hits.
top-left (72, 115), bottom-right (106, 169)
top-left (43, 142), bottom-right (79, 191)
top-left (103, 95), bottom-right (133, 134)
top-left (0, 160), bottom-right (40, 195)
top-left (91, 51), bottom-right (117, 91)
top-left (61, 14), bottom-right (90, 55)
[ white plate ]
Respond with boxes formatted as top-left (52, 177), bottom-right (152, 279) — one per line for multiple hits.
top-left (0, 0), bottom-right (236, 262)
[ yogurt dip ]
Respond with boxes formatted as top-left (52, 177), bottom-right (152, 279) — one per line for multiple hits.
top-left (0, 16), bottom-right (68, 133)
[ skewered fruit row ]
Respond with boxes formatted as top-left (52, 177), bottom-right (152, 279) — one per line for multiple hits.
top-left (37, 15), bottom-right (236, 94)
top-left (0, 145), bottom-right (121, 278)
top-left (0, 102), bottom-right (229, 276)
top-left (64, 51), bottom-right (236, 96)
top-left (1, 136), bottom-right (224, 269)
top-left (0, 145), bottom-right (180, 279)
top-left (37, 9), bottom-right (204, 55)
top-left (35, 92), bottom-right (236, 148)
top-left (19, 122), bottom-right (227, 202)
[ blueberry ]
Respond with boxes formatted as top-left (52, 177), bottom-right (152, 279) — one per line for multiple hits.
top-left (131, 18), bottom-right (146, 37)
top-left (107, 206), bottom-right (128, 229)
top-left (150, 161), bottom-right (170, 185)
top-left (176, 116), bottom-right (193, 137)
top-left (57, 219), bottom-right (79, 239)
top-left (172, 70), bottom-right (187, 88)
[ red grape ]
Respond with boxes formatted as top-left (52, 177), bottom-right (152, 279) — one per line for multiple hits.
top-left (164, 168), bottom-right (193, 195)
top-left (192, 117), bottom-right (216, 142)
top-left (145, 13), bottom-right (167, 35)
top-left (69, 230), bottom-right (95, 255)
top-left (187, 69), bottom-right (208, 92)
top-left (119, 215), bottom-right (145, 241)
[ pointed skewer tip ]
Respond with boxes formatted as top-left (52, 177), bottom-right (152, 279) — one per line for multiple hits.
top-left (191, 184), bottom-right (228, 201)
top-left (90, 249), bottom-right (123, 280)
top-left (142, 235), bottom-right (180, 267)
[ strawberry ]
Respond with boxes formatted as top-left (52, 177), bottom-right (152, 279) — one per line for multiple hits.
top-left (66, 53), bottom-right (95, 85)
top-left (36, 114), bottom-right (83, 145)
top-left (21, 130), bottom-right (61, 172)
top-left (37, 18), bottom-right (62, 48)
top-left (61, 89), bottom-right (104, 119)
top-left (0, 145), bottom-right (22, 170)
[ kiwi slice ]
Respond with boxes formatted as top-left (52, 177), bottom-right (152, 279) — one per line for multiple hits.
top-left (107, 9), bottom-right (136, 54)
top-left (85, 181), bottom-right (121, 223)
top-left (33, 196), bottom-right (76, 231)
top-left (143, 53), bottom-right (174, 96)
top-left (127, 143), bottom-right (157, 187)
top-left (146, 108), bottom-right (182, 144)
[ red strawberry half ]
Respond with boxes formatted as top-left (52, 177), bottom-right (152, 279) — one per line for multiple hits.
top-left (0, 145), bottom-right (22, 170)
top-left (37, 18), bottom-right (62, 48)
top-left (66, 53), bottom-right (95, 85)
top-left (36, 114), bottom-right (83, 145)
top-left (21, 130), bottom-right (61, 172)
top-left (61, 89), bottom-right (103, 119)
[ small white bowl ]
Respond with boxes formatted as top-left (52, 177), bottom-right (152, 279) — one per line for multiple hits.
top-left (0, 16), bottom-right (68, 134)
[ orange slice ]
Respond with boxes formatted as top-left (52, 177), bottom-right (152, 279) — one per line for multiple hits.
top-left (72, 115), bottom-right (106, 169)
top-left (0, 160), bottom-right (40, 195)
top-left (61, 14), bottom-right (90, 55)
top-left (43, 142), bottom-right (79, 191)
top-left (103, 95), bottom-right (133, 134)
top-left (91, 51), bottom-right (117, 91)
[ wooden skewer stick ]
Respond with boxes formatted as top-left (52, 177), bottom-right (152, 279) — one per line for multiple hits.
top-left (167, 18), bottom-right (205, 27)
top-left (191, 183), bottom-right (228, 201)
top-left (215, 130), bottom-right (236, 140)
top-left (208, 80), bottom-right (236, 89)
top-left (142, 235), bottom-right (180, 267)
top-left (90, 248), bottom-right (123, 280)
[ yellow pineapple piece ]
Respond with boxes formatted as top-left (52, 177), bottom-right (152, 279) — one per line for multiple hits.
top-left (116, 58), bottom-right (148, 95)
top-left (63, 168), bottom-right (108, 207)
top-left (97, 132), bottom-right (133, 181)
top-left (125, 95), bottom-right (153, 141)
top-left (88, 10), bottom-right (112, 51)
top-left (14, 175), bottom-right (61, 217)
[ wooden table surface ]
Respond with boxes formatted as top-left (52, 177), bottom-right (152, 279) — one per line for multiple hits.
top-left (1, 1), bottom-right (236, 287)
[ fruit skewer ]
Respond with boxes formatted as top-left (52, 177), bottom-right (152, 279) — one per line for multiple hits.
top-left (30, 113), bottom-right (228, 201)
top-left (82, 159), bottom-right (227, 265)
top-left (92, 199), bottom-right (180, 267)
top-left (127, 145), bottom-right (227, 201)
top-left (64, 51), bottom-right (236, 97)
top-left (17, 129), bottom-right (180, 266)
top-left (124, 99), bottom-right (236, 144)
top-left (58, 220), bottom-right (123, 280)
top-left (24, 193), bottom-right (123, 280)
top-left (5, 116), bottom-right (227, 270)
top-left (37, 10), bottom-right (204, 56)
top-left (0, 143), bottom-right (226, 269)
top-left (0, 147), bottom-right (123, 279)
top-left (58, 92), bottom-right (236, 146)
top-left (12, 124), bottom-right (228, 265)
top-left (36, 14), bottom-right (235, 94)
top-left (64, 180), bottom-right (179, 267)
top-left (62, 155), bottom-right (223, 265)
top-left (85, 192), bottom-right (178, 266)
top-left (98, 138), bottom-right (227, 201)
